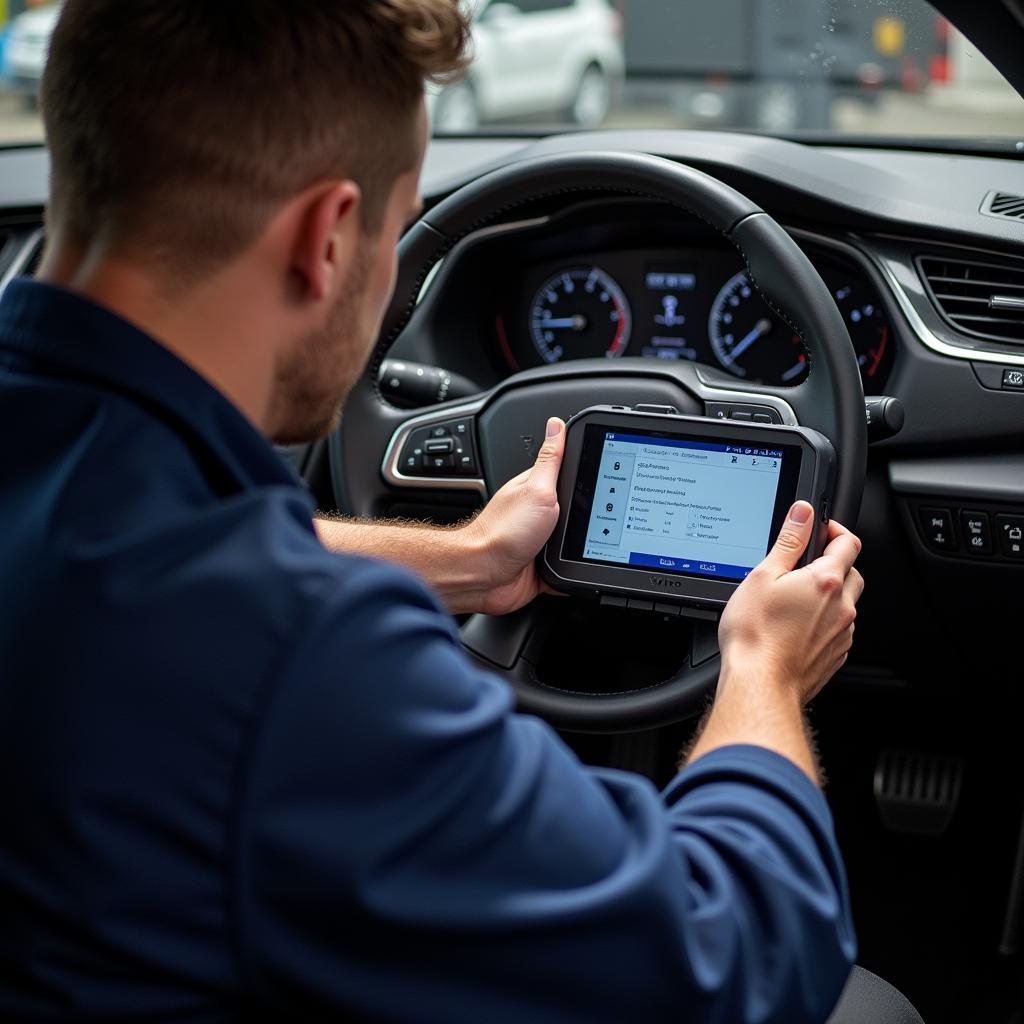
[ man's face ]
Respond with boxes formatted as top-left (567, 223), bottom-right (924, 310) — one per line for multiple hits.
top-left (269, 104), bottom-right (428, 446)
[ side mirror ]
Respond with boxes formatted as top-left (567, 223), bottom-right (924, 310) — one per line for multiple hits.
top-left (480, 2), bottom-right (522, 28)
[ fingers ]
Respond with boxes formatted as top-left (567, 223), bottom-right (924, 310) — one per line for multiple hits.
top-left (843, 566), bottom-right (864, 606)
top-left (528, 418), bottom-right (565, 498)
top-left (816, 525), bottom-right (862, 578)
top-left (760, 501), bottom-right (814, 577)
top-left (825, 518), bottom-right (855, 542)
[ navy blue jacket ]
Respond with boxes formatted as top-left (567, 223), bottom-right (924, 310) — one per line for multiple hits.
top-left (0, 279), bottom-right (855, 1022)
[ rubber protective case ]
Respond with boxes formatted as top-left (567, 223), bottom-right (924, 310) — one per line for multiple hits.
top-left (540, 405), bottom-right (836, 612)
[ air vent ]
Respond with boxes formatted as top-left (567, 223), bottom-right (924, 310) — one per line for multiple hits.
top-left (981, 191), bottom-right (1024, 222)
top-left (917, 253), bottom-right (1024, 345)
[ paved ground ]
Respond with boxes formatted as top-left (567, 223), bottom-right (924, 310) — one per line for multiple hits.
top-left (0, 83), bottom-right (1019, 146)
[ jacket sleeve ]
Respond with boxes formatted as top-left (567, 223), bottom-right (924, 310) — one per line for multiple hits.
top-left (233, 559), bottom-right (855, 1023)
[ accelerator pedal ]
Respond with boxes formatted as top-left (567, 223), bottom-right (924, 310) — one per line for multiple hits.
top-left (873, 749), bottom-right (964, 837)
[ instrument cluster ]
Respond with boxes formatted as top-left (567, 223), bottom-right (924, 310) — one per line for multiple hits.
top-left (495, 246), bottom-right (896, 391)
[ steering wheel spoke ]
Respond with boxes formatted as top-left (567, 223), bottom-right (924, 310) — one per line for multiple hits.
top-left (381, 397), bottom-right (488, 499)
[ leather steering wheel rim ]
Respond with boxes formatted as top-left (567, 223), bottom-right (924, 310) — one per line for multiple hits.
top-left (336, 150), bottom-right (867, 731)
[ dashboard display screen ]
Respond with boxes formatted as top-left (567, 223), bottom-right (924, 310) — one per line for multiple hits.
top-left (564, 424), bottom-right (801, 583)
top-left (640, 264), bottom-right (699, 361)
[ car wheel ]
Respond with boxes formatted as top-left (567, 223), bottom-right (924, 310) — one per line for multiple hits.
top-left (569, 64), bottom-right (612, 127)
top-left (432, 80), bottom-right (480, 133)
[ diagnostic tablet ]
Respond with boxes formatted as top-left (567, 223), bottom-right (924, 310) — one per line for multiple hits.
top-left (541, 405), bottom-right (836, 612)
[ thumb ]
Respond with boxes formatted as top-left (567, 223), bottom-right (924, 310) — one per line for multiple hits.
top-left (761, 500), bottom-right (814, 577)
top-left (528, 418), bottom-right (565, 496)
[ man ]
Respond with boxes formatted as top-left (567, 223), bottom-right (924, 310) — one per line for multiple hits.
top-left (0, 2), bottom-right (879, 1022)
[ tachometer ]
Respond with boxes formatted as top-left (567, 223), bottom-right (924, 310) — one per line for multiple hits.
top-left (529, 266), bottom-right (631, 364)
top-left (708, 271), bottom-right (807, 384)
top-left (829, 280), bottom-right (894, 391)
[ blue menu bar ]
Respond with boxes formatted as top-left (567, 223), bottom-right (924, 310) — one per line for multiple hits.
top-left (627, 551), bottom-right (752, 580)
top-left (605, 432), bottom-right (783, 459)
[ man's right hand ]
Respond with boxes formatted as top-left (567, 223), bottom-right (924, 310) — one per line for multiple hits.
top-left (718, 501), bottom-right (864, 706)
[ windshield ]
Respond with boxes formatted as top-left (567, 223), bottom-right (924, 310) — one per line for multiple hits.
top-left (0, 0), bottom-right (1020, 146)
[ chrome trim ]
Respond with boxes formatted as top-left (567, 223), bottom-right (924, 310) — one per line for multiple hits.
top-left (871, 252), bottom-right (1024, 367)
top-left (991, 295), bottom-right (1024, 312)
top-left (381, 397), bottom-right (488, 497)
top-left (0, 226), bottom-right (43, 298)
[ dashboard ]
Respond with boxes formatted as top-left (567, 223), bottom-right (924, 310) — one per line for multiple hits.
top-left (406, 196), bottom-right (904, 398)
top-left (497, 244), bottom-right (895, 390)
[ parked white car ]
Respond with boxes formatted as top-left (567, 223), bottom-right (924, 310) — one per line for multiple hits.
top-left (3, 2), bottom-right (61, 104)
top-left (430, 0), bottom-right (624, 131)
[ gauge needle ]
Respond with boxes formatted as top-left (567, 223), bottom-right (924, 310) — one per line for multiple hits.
top-left (724, 317), bottom-right (773, 365)
top-left (539, 315), bottom-right (588, 330)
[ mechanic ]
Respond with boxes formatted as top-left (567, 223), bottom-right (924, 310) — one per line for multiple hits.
top-left (0, 3), bottom-right (898, 1023)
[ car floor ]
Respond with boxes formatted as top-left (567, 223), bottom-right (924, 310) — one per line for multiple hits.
top-left (814, 682), bottom-right (1024, 1024)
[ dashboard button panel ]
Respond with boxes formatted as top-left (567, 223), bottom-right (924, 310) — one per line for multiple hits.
top-left (918, 507), bottom-right (957, 551)
top-left (907, 499), bottom-right (1023, 565)
top-left (996, 514), bottom-right (1024, 558)
top-left (959, 511), bottom-right (993, 555)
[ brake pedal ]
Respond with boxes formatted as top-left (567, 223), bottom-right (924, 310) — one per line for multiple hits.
top-left (873, 749), bottom-right (963, 837)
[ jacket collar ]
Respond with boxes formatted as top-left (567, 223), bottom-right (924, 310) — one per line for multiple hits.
top-left (0, 277), bottom-right (302, 494)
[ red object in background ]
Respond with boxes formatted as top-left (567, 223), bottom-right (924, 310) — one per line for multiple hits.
top-left (930, 16), bottom-right (950, 83)
top-left (929, 54), bottom-right (949, 84)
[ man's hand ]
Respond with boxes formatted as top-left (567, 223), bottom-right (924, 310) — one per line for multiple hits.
top-left (686, 500), bottom-right (864, 782)
top-left (460, 417), bottom-right (566, 616)
top-left (719, 501), bottom-right (864, 705)
top-left (314, 417), bottom-right (565, 617)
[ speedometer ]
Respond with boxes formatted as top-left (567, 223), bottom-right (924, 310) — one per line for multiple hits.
top-left (529, 266), bottom-right (631, 364)
top-left (708, 271), bottom-right (807, 384)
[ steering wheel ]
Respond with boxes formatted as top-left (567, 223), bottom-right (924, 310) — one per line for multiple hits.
top-left (334, 151), bottom-right (866, 732)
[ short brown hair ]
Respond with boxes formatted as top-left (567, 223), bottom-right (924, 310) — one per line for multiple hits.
top-left (41, 0), bottom-right (468, 277)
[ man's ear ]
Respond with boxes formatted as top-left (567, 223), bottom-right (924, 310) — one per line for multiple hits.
top-left (290, 180), bottom-right (361, 302)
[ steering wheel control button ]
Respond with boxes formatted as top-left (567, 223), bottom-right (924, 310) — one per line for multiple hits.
top-left (959, 511), bottom-right (993, 555)
top-left (393, 416), bottom-right (481, 481)
top-left (703, 402), bottom-right (782, 424)
top-left (996, 514), bottom-right (1024, 558)
top-left (632, 404), bottom-right (679, 416)
top-left (398, 426), bottom-right (436, 476)
top-left (918, 507), bottom-right (957, 551)
top-left (423, 453), bottom-right (455, 472)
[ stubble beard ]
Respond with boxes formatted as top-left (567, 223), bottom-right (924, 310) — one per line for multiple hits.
top-left (268, 251), bottom-right (374, 447)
